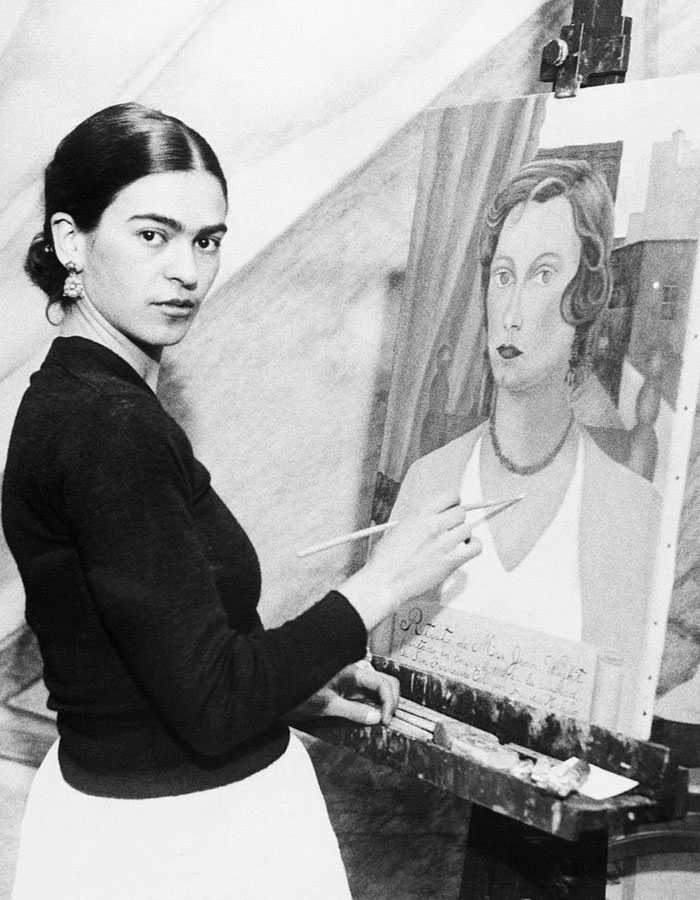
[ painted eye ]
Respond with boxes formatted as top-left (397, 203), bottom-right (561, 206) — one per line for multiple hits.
top-left (535, 267), bottom-right (555, 285)
top-left (492, 268), bottom-right (513, 288)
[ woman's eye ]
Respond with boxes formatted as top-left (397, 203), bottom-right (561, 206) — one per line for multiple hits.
top-left (139, 230), bottom-right (165, 246)
top-left (196, 236), bottom-right (222, 253)
top-left (534, 267), bottom-right (555, 286)
top-left (492, 269), bottom-right (513, 288)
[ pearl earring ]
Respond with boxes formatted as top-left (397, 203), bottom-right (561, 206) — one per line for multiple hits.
top-left (63, 261), bottom-right (85, 301)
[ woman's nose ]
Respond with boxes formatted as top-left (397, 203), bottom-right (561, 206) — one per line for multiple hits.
top-left (502, 283), bottom-right (523, 332)
top-left (165, 240), bottom-right (198, 289)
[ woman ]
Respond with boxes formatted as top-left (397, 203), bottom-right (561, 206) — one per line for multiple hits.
top-left (390, 158), bottom-right (661, 732)
top-left (1, 103), bottom-right (480, 900)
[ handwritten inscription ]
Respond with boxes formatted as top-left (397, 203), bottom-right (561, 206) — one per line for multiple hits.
top-left (392, 606), bottom-right (597, 721)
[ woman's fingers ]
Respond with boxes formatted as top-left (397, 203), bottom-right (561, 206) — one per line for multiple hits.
top-left (351, 665), bottom-right (400, 725)
top-left (323, 665), bottom-right (400, 726)
top-left (326, 695), bottom-right (381, 724)
top-left (339, 491), bottom-right (484, 630)
top-left (421, 490), bottom-right (463, 515)
top-left (422, 508), bottom-right (478, 554)
top-left (432, 503), bottom-right (469, 531)
top-left (446, 519), bottom-right (475, 544)
top-left (457, 534), bottom-right (482, 562)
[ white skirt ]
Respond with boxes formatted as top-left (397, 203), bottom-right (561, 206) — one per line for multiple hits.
top-left (12, 733), bottom-right (352, 900)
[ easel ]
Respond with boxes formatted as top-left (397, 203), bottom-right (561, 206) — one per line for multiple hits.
top-left (539, 0), bottom-right (631, 97)
top-left (301, 658), bottom-right (690, 899)
top-left (301, 3), bottom-right (700, 897)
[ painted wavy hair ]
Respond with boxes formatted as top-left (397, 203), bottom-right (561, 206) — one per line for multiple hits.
top-left (479, 157), bottom-right (614, 366)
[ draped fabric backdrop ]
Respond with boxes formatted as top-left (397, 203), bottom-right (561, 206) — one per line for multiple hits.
top-left (379, 93), bottom-right (548, 484)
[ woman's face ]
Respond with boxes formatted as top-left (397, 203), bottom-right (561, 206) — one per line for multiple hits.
top-left (486, 194), bottom-right (580, 395)
top-left (77, 170), bottom-right (227, 352)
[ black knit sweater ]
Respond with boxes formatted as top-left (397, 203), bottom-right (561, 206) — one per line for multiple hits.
top-left (1, 337), bottom-right (367, 798)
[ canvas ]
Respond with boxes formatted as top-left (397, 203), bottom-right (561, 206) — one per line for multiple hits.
top-left (371, 73), bottom-right (700, 740)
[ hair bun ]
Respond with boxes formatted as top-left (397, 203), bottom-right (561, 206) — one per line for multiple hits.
top-left (24, 232), bottom-right (64, 301)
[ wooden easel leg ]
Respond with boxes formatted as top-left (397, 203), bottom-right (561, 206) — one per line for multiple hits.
top-left (460, 805), bottom-right (608, 899)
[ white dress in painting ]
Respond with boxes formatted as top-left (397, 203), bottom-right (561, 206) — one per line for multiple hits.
top-left (439, 435), bottom-right (584, 641)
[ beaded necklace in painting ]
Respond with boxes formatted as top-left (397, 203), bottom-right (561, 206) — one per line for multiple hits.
top-left (488, 411), bottom-right (574, 477)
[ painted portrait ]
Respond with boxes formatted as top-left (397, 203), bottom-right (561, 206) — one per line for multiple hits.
top-left (371, 75), bottom-right (700, 739)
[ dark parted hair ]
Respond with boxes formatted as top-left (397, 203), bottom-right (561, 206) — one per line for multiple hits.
top-left (479, 157), bottom-right (614, 362)
top-left (25, 102), bottom-right (228, 313)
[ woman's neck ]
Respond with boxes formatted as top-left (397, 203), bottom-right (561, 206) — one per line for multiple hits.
top-left (60, 296), bottom-right (160, 392)
top-left (492, 383), bottom-right (573, 460)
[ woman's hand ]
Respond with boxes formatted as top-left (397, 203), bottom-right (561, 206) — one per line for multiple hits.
top-left (284, 662), bottom-right (400, 726)
top-left (340, 492), bottom-right (482, 631)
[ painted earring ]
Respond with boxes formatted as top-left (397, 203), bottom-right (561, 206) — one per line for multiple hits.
top-left (566, 335), bottom-right (590, 389)
top-left (63, 261), bottom-right (85, 301)
top-left (565, 345), bottom-right (580, 387)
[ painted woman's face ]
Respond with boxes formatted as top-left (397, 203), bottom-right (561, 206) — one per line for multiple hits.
top-left (486, 194), bottom-right (580, 395)
top-left (78, 170), bottom-right (227, 353)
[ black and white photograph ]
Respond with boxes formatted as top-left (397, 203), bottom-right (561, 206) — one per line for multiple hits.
top-left (2, 3), bottom-right (700, 900)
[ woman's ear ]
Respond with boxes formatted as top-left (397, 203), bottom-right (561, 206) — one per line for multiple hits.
top-left (50, 212), bottom-right (86, 271)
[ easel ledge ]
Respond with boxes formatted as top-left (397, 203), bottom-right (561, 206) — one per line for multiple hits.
top-left (300, 656), bottom-right (687, 843)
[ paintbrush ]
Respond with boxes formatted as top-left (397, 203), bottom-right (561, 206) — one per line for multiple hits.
top-left (297, 495), bottom-right (524, 558)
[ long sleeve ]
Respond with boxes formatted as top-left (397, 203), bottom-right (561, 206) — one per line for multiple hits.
top-left (3, 338), bottom-right (371, 796)
top-left (57, 392), bottom-right (367, 757)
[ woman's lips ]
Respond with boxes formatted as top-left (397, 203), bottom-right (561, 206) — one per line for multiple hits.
top-left (497, 344), bottom-right (522, 360)
top-left (154, 300), bottom-right (196, 316)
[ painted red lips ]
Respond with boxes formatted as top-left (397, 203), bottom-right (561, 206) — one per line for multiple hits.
top-left (497, 344), bottom-right (523, 359)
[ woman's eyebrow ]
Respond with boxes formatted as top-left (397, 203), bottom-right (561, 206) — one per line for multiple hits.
top-left (128, 213), bottom-right (182, 230)
top-left (128, 214), bottom-right (228, 235)
top-left (491, 255), bottom-right (514, 267)
top-left (198, 223), bottom-right (228, 236)
top-left (527, 251), bottom-right (563, 270)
